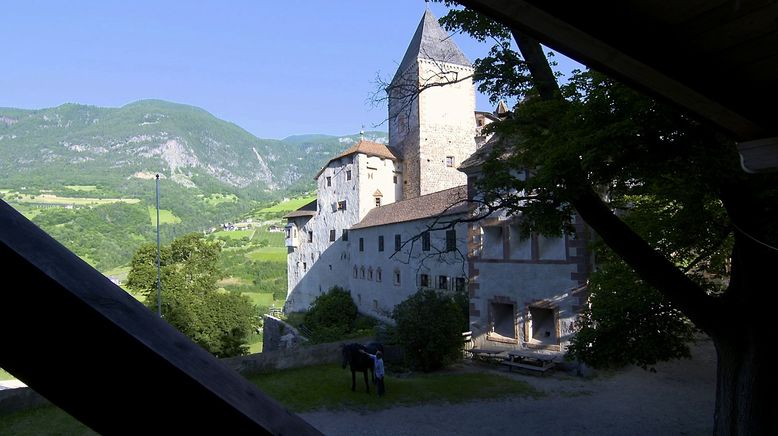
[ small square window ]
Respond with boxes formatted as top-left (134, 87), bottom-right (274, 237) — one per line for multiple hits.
top-left (337, 200), bottom-right (347, 211)
top-left (326, 176), bottom-right (331, 187)
top-left (393, 175), bottom-right (398, 184)
top-left (329, 229), bottom-right (336, 242)
top-left (446, 156), bottom-right (455, 167)
top-left (375, 197), bottom-right (381, 207)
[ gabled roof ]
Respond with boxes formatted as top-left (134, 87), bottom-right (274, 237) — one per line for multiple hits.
top-left (314, 140), bottom-right (399, 179)
top-left (283, 199), bottom-right (317, 219)
top-left (351, 185), bottom-right (469, 229)
top-left (391, 9), bottom-right (471, 85)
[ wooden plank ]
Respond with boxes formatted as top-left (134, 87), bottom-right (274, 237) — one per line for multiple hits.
top-left (0, 201), bottom-right (321, 435)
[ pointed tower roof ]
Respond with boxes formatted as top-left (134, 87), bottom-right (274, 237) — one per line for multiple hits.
top-left (391, 10), bottom-right (471, 84)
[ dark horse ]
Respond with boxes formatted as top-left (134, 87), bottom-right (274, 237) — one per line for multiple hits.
top-left (341, 342), bottom-right (383, 393)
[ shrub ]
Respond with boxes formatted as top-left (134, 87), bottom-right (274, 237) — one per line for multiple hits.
top-left (304, 286), bottom-right (358, 340)
top-left (392, 289), bottom-right (467, 371)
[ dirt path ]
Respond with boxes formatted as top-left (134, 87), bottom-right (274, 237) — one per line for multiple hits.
top-left (300, 338), bottom-right (717, 435)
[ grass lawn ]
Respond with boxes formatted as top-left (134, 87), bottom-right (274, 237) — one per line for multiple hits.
top-left (147, 206), bottom-right (181, 225)
top-left (248, 363), bottom-right (543, 412)
top-left (0, 363), bottom-right (540, 433)
top-left (212, 229), bottom-right (254, 240)
top-left (64, 185), bottom-right (97, 192)
top-left (242, 292), bottom-right (275, 307)
top-left (202, 193), bottom-right (239, 206)
top-left (10, 193), bottom-right (140, 206)
top-left (0, 407), bottom-right (97, 436)
top-left (0, 367), bottom-right (15, 380)
top-left (246, 247), bottom-right (287, 262)
top-left (259, 196), bottom-right (316, 213)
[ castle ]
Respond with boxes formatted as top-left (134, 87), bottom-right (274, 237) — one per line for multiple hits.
top-left (284, 10), bottom-right (590, 355)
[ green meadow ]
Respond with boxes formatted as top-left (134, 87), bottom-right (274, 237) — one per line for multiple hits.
top-left (258, 196), bottom-right (316, 213)
top-left (147, 206), bottom-right (182, 225)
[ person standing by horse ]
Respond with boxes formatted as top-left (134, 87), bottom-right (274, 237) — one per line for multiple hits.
top-left (360, 348), bottom-right (385, 396)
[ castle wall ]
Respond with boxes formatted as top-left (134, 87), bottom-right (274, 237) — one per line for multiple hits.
top-left (347, 216), bottom-right (469, 322)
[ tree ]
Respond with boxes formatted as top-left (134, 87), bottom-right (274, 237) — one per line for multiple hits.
top-left (392, 289), bottom-right (466, 371)
top-left (126, 233), bottom-right (258, 357)
top-left (303, 286), bottom-right (359, 343)
top-left (436, 3), bottom-right (778, 433)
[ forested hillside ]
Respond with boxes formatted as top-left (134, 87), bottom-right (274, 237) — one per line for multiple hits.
top-left (0, 99), bottom-right (386, 271)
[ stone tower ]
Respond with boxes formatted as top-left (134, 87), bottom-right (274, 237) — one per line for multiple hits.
top-left (388, 9), bottom-right (477, 200)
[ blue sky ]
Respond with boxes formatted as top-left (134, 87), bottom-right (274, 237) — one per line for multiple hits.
top-left (1, 1), bottom-right (582, 140)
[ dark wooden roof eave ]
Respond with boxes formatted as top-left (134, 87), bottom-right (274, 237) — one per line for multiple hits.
top-left (0, 200), bottom-right (321, 435)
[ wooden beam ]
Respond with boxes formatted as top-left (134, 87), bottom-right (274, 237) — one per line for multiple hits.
top-left (455, 0), bottom-right (772, 141)
top-left (0, 200), bottom-right (321, 435)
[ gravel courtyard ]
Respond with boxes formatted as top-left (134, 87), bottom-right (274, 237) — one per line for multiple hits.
top-left (300, 337), bottom-right (717, 435)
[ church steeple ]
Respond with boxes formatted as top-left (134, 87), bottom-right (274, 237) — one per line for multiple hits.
top-left (391, 9), bottom-right (471, 85)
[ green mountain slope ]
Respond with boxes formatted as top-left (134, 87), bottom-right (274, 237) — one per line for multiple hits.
top-left (0, 100), bottom-right (387, 270)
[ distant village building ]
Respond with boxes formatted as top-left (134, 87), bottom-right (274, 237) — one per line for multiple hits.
top-left (284, 10), bottom-right (590, 355)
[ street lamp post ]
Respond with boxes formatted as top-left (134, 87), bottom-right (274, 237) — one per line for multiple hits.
top-left (156, 174), bottom-right (161, 317)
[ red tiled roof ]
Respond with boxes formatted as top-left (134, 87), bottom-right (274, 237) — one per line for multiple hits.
top-left (314, 140), bottom-right (399, 179)
top-left (351, 185), bottom-right (469, 229)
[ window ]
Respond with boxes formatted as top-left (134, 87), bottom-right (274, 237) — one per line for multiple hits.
top-left (393, 175), bottom-right (398, 184)
top-left (376, 268), bottom-right (382, 282)
top-left (446, 156), bottom-right (455, 167)
top-left (438, 275), bottom-right (449, 290)
top-left (419, 273), bottom-right (429, 288)
top-left (346, 170), bottom-right (352, 181)
top-left (393, 269), bottom-right (401, 286)
top-left (303, 262), bottom-right (307, 272)
top-left (490, 302), bottom-right (517, 341)
top-left (422, 231), bottom-right (430, 251)
top-left (368, 267), bottom-right (373, 281)
top-left (360, 266), bottom-right (365, 279)
top-left (326, 176), bottom-right (331, 187)
top-left (528, 306), bottom-right (557, 346)
top-left (455, 277), bottom-right (466, 292)
top-left (359, 237), bottom-right (364, 252)
top-left (394, 234), bottom-right (401, 251)
top-left (308, 231), bottom-right (313, 243)
top-left (353, 266), bottom-right (358, 278)
top-left (446, 230), bottom-right (456, 252)
top-left (375, 197), bottom-right (381, 207)
top-left (378, 235), bottom-right (384, 252)
top-left (337, 200), bottom-right (347, 211)
top-left (329, 229), bottom-right (336, 242)
top-left (342, 229), bottom-right (349, 241)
